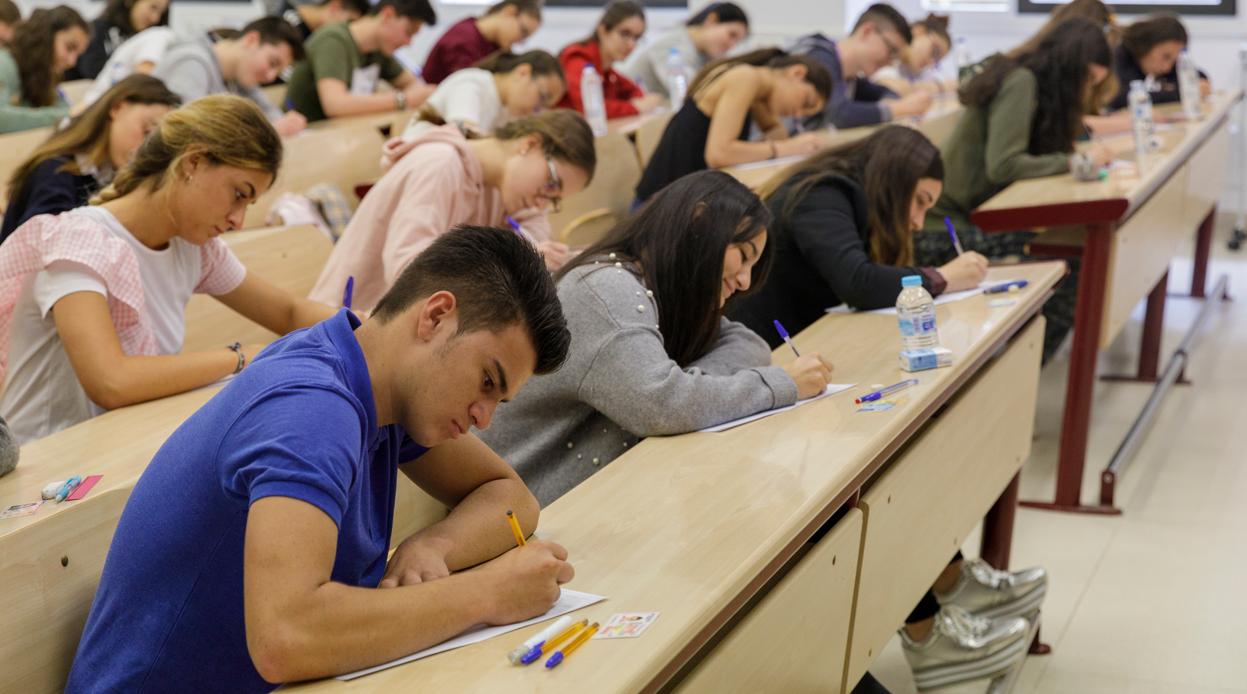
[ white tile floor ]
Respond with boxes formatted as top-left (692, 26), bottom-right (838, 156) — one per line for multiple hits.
top-left (869, 217), bottom-right (1247, 693)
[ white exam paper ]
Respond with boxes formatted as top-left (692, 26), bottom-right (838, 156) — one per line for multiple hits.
top-left (698, 383), bottom-right (855, 433)
top-left (825, 282), bottom-right (992, 316)
top-left (337, 588), bottom-right (606, 680)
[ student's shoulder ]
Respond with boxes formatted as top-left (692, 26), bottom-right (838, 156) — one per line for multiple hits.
top-left (1001, 65), bottom-right (1039, 93)
top-left (561, 262), bottom-right (656, 326)
top-left (306, 22), bottom-right (354, 51)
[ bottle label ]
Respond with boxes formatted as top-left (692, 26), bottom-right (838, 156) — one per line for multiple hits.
top-left (898, 314), bottom-right (936, 336)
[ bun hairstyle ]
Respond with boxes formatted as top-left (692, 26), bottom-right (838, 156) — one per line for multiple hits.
top-left (94, 95), bottom-right (282, 203)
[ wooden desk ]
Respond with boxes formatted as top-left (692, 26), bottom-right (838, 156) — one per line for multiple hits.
top-left (724, 97), bottom-right (964, 191)
top-left (308, 109), bottom-right (415, 136)
top-left (59, 80), bottom-right (93, 106)
top-left (286, 262), bottom-right (1062, 693)
top-left (972, 91), bottom-right (1242, 513)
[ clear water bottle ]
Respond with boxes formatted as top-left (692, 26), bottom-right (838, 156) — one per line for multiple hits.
top-left (955, 38), bottom-right (972, 84)
top-left (580, 65), bottom-right (608, 136)
top-left (665, 46), bottom-right (688, 108)
top-left (1128, 79), bottom-right (1156, 160)
top-left (897, 275), bottom-right (939, 351)
top-left (1177, 49), bottom-right (1202, 120)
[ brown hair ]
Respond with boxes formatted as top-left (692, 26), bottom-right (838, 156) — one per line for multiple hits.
top-left (1122, 14), bottom-right (1188, 63)
top-left (494, 110), bottom-right (596, 185)
top-left (583, 0), bottom-right (644, 45)
top-left (484, 0), bottom-right (543, 21)
top-left (8, 5), bottom-right (87, 107)
top-left (915, 13), bottom-right (950, 46)
top-left (95, 94), bottom-right (282, 203)
top-left (0, 0), bottom-right (20, 26)
top-left (100, 0), bottom-right (169, 36)
top-left (1010, 0), bottom-right (1116, 57)
top-left (475, 49), bottom-right (564, 85)
top-left (760, 126), bottom-right (943, 267)
top-left (689, 47), bottom-right (831, 102)
top-left (8, 74), bottom-right (180, 206)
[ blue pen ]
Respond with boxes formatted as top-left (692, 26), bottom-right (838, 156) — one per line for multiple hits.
top-left (772, 320), bottom-right (801, 357)
top-left (342, 276), bottom-right (354, 309)
top-left (944, 217), bottom-right (964, 256)
top-left (55, 476), bottom-right (82, 503)
top-left (984, 280), bottom-right (1029, 294)
top-left (504, 216), bottom-right (526, 238)
top-left (854, 379), bottom-right (919, 405)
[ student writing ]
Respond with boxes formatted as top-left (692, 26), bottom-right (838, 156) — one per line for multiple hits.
top-left (66, 0), bottom-right (169, 80)
top-left (557, 0), bottom-right (661, 118)
top-left (619, 1), bottom-right (749, 101)
top-left (0, 6), bottom-right (89, 134)
top-left (481, 170), bottom-right (832, 506)
top-left (0, 95), bottom-right (338, 445)
top-left (67, 226), bottom-right (576, 691)
top-left (421, 0), bottom-right (542, 85)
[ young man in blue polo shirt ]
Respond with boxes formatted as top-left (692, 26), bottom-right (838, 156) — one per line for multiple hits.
top-left (67, 226), bottom-right (575, 692)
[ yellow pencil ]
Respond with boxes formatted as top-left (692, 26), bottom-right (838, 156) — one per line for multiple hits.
top-left (519, 619), bottom-right (587, 665)
top-left (545, 622), bottom-right (600, 669)
top-left (506, 509), bottom-right (526, 546)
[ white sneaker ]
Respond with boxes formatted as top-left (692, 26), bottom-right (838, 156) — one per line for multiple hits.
top-left (901, 605), bottom-right (1030, 691)
top-left (937, 558), bottom-right (1047, 621)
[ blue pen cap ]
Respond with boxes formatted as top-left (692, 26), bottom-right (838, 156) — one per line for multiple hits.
top-left (519, 646), bottom-right (544, 665)
top-left (901, 275), bottom-right (922, 288)
top-left (544, 652), bottom-right (565, 669)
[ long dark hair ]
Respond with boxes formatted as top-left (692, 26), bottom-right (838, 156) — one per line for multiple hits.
top-left (1123, 14), bottom-right (1188, 63)
top-left (1010, 0), bottom-right (1115, 57)
top-left (961, 18), bottom-right (1110, 155)
top-left (686, 2), bottom-right (749, 28)
top-left (578, 0), bottom-right (644, 46)
top-left (689, 47), bottom-right (831, 102)
top-left (761, 126), bottom-right (943, 267)
top-left (557, 170), bottom-right (772, 366)
top-left (9, 74), bottom-right (180, 205)
top-left (9, 5), bottom-right (88, 107)
top-left (475, 49), bottom-right (565, 87)
top-left (100, 0), bottom-right (170, 36)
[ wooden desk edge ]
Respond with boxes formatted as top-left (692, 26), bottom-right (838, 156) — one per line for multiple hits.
top-left (639, 268), bottom-right (1060, 693)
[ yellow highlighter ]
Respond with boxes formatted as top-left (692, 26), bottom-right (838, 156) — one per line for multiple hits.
top-left (544, 622), bottom-right (600, 669)
top-left (506, 509), bottom-right (526, 546)
top-left (519, 619), bottom-right (587, 665)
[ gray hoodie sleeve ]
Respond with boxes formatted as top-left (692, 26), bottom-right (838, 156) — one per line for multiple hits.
top-left (0, 415), bottom-right (19, 477)
top-left (571, 269), bottom-right (798, 437)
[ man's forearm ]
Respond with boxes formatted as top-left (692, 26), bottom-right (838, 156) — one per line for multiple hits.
top-left (404, 478), bottom-right (538, 570)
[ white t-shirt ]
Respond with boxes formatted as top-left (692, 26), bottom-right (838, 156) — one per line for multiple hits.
top-left (0, 207), bottom-right (246, 443)
top-left (84, 27), bottom-right (177, 106)
top-left (402, 68), bottom-right (505, 140)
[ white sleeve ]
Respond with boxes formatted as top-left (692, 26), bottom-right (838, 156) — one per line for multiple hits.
top-left (33, 260), bottom-right (108, 318)
top-left (133, 30), bottom-right (174, 66)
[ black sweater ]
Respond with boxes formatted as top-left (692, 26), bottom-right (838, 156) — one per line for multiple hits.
top-left (1, 156), bottom-right (100, 244)
top-left (727, 175), bottom-right (945, 349)
top-left (1108, 44), bottom-right (1206, 112)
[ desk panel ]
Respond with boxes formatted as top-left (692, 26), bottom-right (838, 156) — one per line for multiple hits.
top-left (847, 317), bottom-right (1044, 686)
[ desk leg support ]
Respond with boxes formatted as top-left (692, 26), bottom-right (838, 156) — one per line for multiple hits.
top-left (1102, 270), bottom-right (1168, 384)
top-left (1022, 224), bottom-right (1121, 515)
top-left (1191, 208), bottom-right (1215, 299)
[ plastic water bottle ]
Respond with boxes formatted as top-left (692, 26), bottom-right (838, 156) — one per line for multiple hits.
top-left (897, 275), bottom-right (939, 351)
top-left (665, 46), bottom-right (689, 108)
top-left (955, 38), bottom-right (972, 84)
top-left (1128, 79), bottom-right (1156, 160)
top-left (1177, 49), bottom-right (1202, 120)
top-left (580, 65), bottom-right (608, 136)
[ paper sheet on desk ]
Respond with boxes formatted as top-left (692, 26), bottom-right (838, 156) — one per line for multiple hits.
top-left (698, 383), bottom-right (855, 433)
top-left (337, 588), bottom-right (606, 680)
top-left (825, 283), bottom-right (991, 316)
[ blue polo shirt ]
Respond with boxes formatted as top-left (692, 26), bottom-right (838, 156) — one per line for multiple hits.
top-left (67, 310), bottom-right (428, 693)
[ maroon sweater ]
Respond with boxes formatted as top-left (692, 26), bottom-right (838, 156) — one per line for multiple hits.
top-left (422, 17), bottom-right (499, 84)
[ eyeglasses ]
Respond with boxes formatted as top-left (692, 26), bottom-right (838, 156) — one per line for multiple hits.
top-left (540, 156), bottom-right (563, 213)
top-left (616, 28), bottom-right (643, 43)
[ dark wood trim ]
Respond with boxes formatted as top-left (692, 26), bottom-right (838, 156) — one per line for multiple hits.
top-left (973, 198), bottom-right (1128, 233)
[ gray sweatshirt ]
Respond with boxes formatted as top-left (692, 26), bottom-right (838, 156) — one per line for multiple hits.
top-left (479, 260), bottom-right (798, 506)
top-left (153, 33), bottom-right (283, 120)
top-left (618, 29), bottom-right (704, 100)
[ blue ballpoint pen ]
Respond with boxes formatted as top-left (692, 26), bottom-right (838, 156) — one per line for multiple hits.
top-left (342, 276), bottom-right (354, 309)
top-left (504, 216), bottom-right (525, 237)
top-left (855, 379), bottom-right (919, 405)
top-left (944, 217), bottom-right (965, 256)
top-left (773, 320), bottom-right (801, 357)
top-left (984, 280), bottom-right (1029, 294)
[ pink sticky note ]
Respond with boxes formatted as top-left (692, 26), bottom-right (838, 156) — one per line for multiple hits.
top-left (66, 475), bottom-right (102, 501)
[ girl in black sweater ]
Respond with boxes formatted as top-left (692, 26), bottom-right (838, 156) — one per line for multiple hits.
top-left (729, 125), bottom-right (987, 349)
top-left (2, 74), bottom-right (179, 243)
top-left (1107, 14), bottom-right (1208, 111)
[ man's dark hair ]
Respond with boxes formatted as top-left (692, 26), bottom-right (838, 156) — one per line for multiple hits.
top-left (241, 16), bottom-right (306, 61)
top-left (852, 3), bottom-right (913, 45)
top-left (327, 0), bottom-right (372, 17)
top-left (372, 0), bottom-right (438, 26)
top-left (485, 0), bottom-right (543, 20)
top-left (373, 226), bottom-right (570, 375)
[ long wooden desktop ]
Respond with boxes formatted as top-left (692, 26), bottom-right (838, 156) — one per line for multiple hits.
top-left (971, 91), bottom-right (1242, 513)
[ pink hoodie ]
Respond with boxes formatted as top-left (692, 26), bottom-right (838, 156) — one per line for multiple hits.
top-left (309, 125), bottom-right (552, 310)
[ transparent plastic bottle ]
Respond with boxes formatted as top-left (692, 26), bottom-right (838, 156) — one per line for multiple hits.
top-left (897, 275), bottom-right (939, 351)
top-left (665, 46), bottom-right (689, 108)
top-left (1128, 79), bottom-right (1156, 161)
top-left (580, 65), bottom-right (608, 136)
top-left (1177, 49), bottom-right (1202, 120)
top-left (955, 38), bottom-right (973, 84)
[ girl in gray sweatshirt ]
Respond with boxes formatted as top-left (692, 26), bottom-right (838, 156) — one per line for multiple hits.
top-left (480, 170), bottom-right (832, 506)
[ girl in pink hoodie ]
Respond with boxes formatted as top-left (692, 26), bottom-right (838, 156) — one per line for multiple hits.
top-left (311, 110), bottom-right (596, 311)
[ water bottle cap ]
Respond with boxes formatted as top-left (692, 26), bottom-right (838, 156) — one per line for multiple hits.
top-left (901, 275), bottom-right (922, 287)
top-left (582, 64), bottom-right (596, 75)
top-left (669, 47), bottom-right (680, 55)
top-left (1130, 79), bottom-right (1144, 88)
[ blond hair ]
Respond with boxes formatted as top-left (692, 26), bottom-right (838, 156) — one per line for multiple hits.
top-left (95, 95), bottom-right (282, 203)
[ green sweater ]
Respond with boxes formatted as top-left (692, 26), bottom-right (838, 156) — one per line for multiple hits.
top-left (924, 67), bottom-right (1070, 233)
top-left (0, 49), bottom-right (70, 134)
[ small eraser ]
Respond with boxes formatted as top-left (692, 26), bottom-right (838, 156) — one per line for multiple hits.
top-left (899, 347), bottom-right (953, 372)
